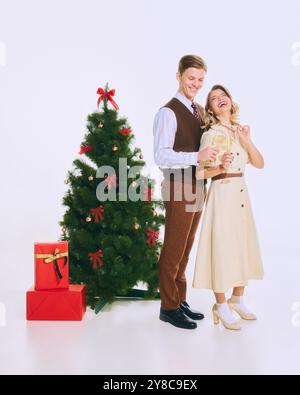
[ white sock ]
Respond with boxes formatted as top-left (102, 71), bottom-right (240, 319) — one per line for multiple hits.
top-left (217, 303), bottom-right (236, 324)
top-left (230, 296), bottom-right (253, 315)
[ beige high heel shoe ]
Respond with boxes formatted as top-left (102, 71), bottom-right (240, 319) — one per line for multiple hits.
top-left (212, 304), bottom-right (241, 331)
top-left (227, 299), bottom-right (257, 320)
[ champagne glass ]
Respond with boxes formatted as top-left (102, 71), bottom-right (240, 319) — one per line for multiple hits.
top-left (210, 131), bottom-right (232, 167)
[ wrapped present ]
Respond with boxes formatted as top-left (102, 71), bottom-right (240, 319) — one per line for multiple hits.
top-left (26, 284), bottom-right (86, 321)
top-left (34, 242), bottom-right (69, 290)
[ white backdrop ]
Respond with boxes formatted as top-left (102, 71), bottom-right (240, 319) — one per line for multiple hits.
top-left (0, 0), bottom-right (299, 293)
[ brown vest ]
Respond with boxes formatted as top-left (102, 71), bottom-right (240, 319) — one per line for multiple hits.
top-left (163, 97), bottom-right (204, 152)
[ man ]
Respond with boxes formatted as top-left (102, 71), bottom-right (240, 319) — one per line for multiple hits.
top-left (153, 55), bottom-right (218, 329)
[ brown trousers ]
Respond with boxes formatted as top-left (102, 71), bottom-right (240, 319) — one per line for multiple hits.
top-left (159, 174), bottom-right (206, 310)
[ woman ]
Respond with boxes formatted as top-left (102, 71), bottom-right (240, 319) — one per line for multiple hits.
top-left (193, 85), bottom-right (264, 330)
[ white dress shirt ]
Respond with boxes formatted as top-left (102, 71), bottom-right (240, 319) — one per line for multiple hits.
top-left (153, 91), bottom-right (199, 169)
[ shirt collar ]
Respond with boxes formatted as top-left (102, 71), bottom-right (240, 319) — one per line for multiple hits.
top-left (175, 91), bottom-right (194, 112)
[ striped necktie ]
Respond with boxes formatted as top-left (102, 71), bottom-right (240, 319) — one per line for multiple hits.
top-left (191, 102), bottom-right (200, 120)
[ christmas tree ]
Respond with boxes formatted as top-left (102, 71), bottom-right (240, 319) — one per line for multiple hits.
top-left (60, 85), bottom-right (164, 312)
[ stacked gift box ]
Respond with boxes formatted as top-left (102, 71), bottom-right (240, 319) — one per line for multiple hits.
top-left (26, 241), bottom-right (86, 321)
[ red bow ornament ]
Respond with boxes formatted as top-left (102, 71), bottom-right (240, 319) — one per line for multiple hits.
top-left (97, 87), bottom-right (119, 110)
top-left (79, 145), bottom-right (93, 155)
top-left (88, 249), bottom-right (104, 270)
top-left (119, 128), bottom-right (132, 136)
top-left (147, 228), bottom-right (159, 247)
top-left (90, 205), bottom-right (104, 223)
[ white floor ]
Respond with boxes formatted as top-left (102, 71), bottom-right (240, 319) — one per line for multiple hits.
top-left (0, 254), bottom-right (300, 375)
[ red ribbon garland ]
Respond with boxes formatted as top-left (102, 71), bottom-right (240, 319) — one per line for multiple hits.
top-left (97, 87), bottom-right (119, 110)
top-left (105, 175), bottom-right (117, 190)
top-left (90, 205), bottom-right (104, 223)
top-left (147, 228), bottom-right (159, 247)
top-left (79, 145), bottom-right (93, 155)
top-left (88, 249), bottom-right (104, 270)
top-left (143, 187), bottom-right (152, 202)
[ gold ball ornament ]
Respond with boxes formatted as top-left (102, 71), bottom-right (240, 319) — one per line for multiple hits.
top-left (64, 179), bottom-right (69, 184)
top-left (133, 223), bottom-right (141, 230)
top-left (112, 145), bottom-right (119, 152)
top-left (98, 122), bottom-right (104, 128)
top-left (139, 154), bottom-right (144, 160)
top-left (88, 176), bottom-right (94, 182)
top-left (86, 216), bottom-right (92, 222)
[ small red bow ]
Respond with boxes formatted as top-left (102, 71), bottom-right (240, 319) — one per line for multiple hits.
top-left (120, 128), bottom-right (132, 136)
top-left (97, 87), bottom-right (119, 110)
top-left (90, 205), bottom-right (104, 223)
top-left (88, 249), bottom-right (104, 270)
top-left (79, 145), bottom-right (93, 155)
top-left (147, 228), bottom-right (159, 247)
top-left (105, 175), bottom-right (117, 190)
top-left (143, 187), bottom-right (152, 202)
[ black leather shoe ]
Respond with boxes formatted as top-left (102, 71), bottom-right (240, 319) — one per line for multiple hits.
top-left (180, 302), bottom-right (205, 321)
top-left (159, 307), bottom-right (197, 329)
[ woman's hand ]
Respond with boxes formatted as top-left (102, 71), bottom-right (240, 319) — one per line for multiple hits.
top-left (237, 125), bottom-right (251, 145)
top-left (237, 125), bottom-right (264, 169)
top-left (220, 152), bottom-right (232, 169)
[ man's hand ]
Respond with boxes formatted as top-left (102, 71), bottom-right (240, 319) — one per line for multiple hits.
top-left (198, 146), bottom-right (219, 163)
top-left (220, 152), bottom-right (232, 169)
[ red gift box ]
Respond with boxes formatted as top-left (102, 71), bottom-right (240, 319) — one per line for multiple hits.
top-left (26, 284), bottom-right (86, 321)
top-left (34, 242), bottom-right (69, 290)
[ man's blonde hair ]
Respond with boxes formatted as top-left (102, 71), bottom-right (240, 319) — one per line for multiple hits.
top-left (178, 55), bottom-right (207, 74)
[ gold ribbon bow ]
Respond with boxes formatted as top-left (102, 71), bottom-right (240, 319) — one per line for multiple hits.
top-left (35, 248), bottom-right (68, 280)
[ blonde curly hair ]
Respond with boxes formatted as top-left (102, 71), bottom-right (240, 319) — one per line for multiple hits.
top-left (203, 85), bottom-right (239, 129)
